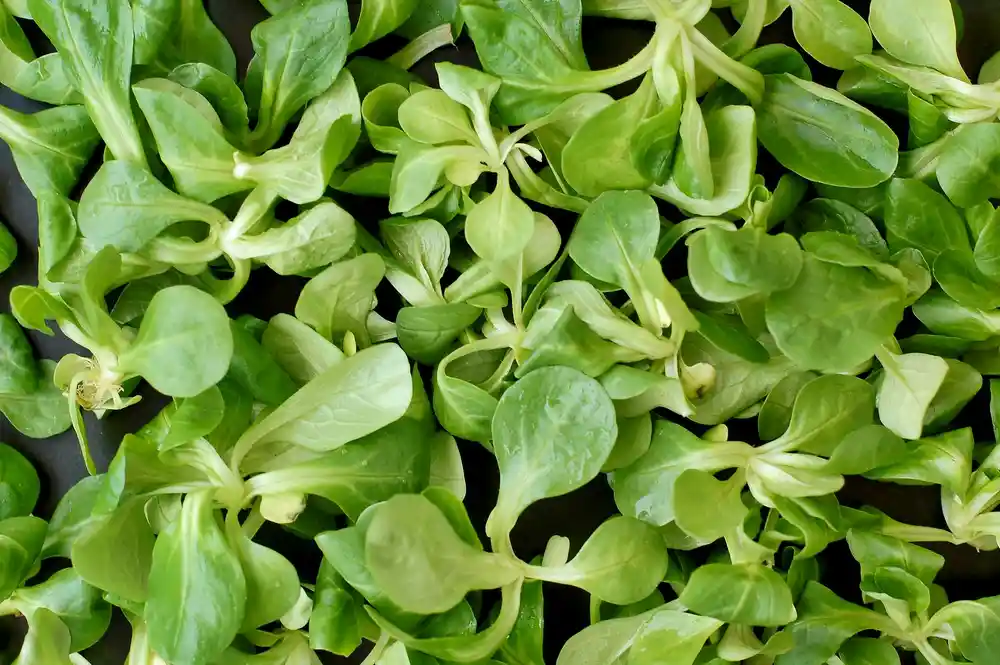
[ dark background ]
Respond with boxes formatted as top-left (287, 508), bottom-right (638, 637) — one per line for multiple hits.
top-left (2, 1), bottom-right (1000, 662)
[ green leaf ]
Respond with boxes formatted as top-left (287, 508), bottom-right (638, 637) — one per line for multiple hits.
top-left (815, 181), bottom-right (889, 219)
top-left (765, 255), bottom-right (907, 373)
top-left (27, 0), bottom-right (144, 165)
top-left (521, 307), bottom-right (638, 379)
top-left (557, 607), bottom-right (721, 665)
top-left (847, 530), bottom-right (944, 584)
top-left (349, 54), bottom-right (422, 96)
top-left (295, 254), bottom-right (386, 345)
top-left (397, 304), bottom-right (482, 365)
top-left (875, 347), bottom-right (950, 440)
top-left (705, 41), bottom-right (812, 109)
top-left (0, 360), bottom-right (73, 439)
top-left (691, 312), bottom-right (768, 365)
top-left (685, 332), bottom-right (797, 426)
top-left (428, 436), bottom-right (467, 502)
top-left (232, 343), bottom-right (412, 462)
top-left (869, 0), bottom-right (968, 80)
top-left (398, 0), bottom-right (460, 38)
top-left (688, 227), bottom-right (802, 302)
top-left (388, 144), bottom-right (484, 214)
top-left (937, 123), bottom-right (1000, 208)
top-left (0, 444), bottom-right (39, 521)
top-left (912, 290), bottom-right (1000, 341)
top-left (317, 526), bottom-right (421, 628)
top-left (769, 375), bottom-right (875, 456)
top-left (790, 0), bottom-right (872, 70)
top-left (532, 92), bottom-right (612, 186)
top-left (769, 494), bottom-right (845, 559)
top-left (332, 161), bottom-right (393, 196)
top-left (8, 568), bottom-right (110, 651)
top-left (569, 190), bottom-right (659, 289)
top-left (110, 272), bottom-right (195, 327)
top-left (0, 221), bottom-right (14, 274)
top-left (70, 498), bottom-right (154, 603)
top-left (775, 583), bottom-right (888, 665)
top-left (757, 74), bottom-right (898, 187)
top-left (673, 469), bottom-right (747, 542)
top-left (243, 417), bottom-right (431, 519)
top-left (139, 387), bottom-right (225, 452)
top-left (974, 207), bottom-right (1000, 281)
top-left (363, 83), bottom-right (412, 154)
top-left (245, 0), bottom-right (351, 151)
top-left (462, 0), bottom-right (589, 123)
top-left (433, 364), bottom-right (499, 444)
top-left (489, 367), bottom-right (617, 543)
top-left (837, 637), bottom-right (900, 665)
top-left (350, 0), bottom-right (418, 51)
top-left (226, 320), bottom-right (298, 408)
top-left (758, 371), bottom-right (819, 442)
top-left (155, 0), bottom-right (237, 78)
top-left (0, 516), bottom-right (46, 600)
top-left (309, 561), bottom-right (369, 656)
top-left (77, 160), bottom-right (226, 253)
top-left (240, 202), bottom-right (357, 277)
top-left (864, 428), bottom-right (973, 495)
top-left (464, 173), bottom-right (535, 265)
top-left (631, 74), bottom-right (682, 185)
top-left (824, 425), bottom-right (907, 475)
top-left (792, 198), bottom-right (887, 257)
top-left (923, 358), bottom-right (982, 433)
top-left (367, 579), bottom-right (524, 662)
top-left (260, 314), bottom-right (345, 385)
top-left (0, 105), bottom-right (100, 198)
top-left (885, 178), bottom-right (970, 262)
top-left (496, 578), bottom-right (544, 664)
top-left (0, 314), bottom-right (38, 395)
top-left (907, 89), bottom-right (953, 149)
top-left (0, 3), bottom-right (80, 105)
top-left (561, 77), bottom-right (657, 196)
top-left (539, 282), bottom-right (673, 359)
top-left (235, 70), bottom-right (361, 204)
top-left (860, 566), bottom-right (930, 620)
top-left (226, 518), bottom-right (300, 632)
top-left (168, 62), bottom-right (250, 137)
top-left (650, 105), bottom-right (758, 217)
top-left (145, 491), bottom-right (246, 665)
top-left (381, 217), bottom-right (450, 297)
top-left (365, 494), bottom-right (519, 614)
top-left (42, 476), bottom-right (104, 559)
top-left (132, 79), bottom-right (246, 203)
top-left (749, 453), bottom-right (845, 503)
top-left (680, 563), bottom-right (796, 626)
top-left (131, 0), bottom-right (178, 66)
top-left (398, 88), bottom-right (478, 146)
top-left (12, 608), bottom-right (75, 665)
top-left (525, 516), bottom-right (667, 604)
top-left (116, 286), bottom-right (234, 398)
top-left (929, 597), bottom-right (1000, 664)
top-left (611, 420), bottom-right (752, 526)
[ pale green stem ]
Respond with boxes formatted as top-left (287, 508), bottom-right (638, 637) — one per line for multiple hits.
top-left (387, 24), bottom-right (454, 71)
top-left (68, 373), bottom-right (97, 476)
top-left (225, 187), bottom-right (279, 243)
top-left (723, 0), bottom-right (767, 58)
top-left (360, 633), bottom-right (391, 665)
top-left (686, 23), bottom-right (764, 104)
top-left (482, 349), bottom-right (517, 395)
top-left (913, 638), bottom-right (952, 665)
top-left (525, 28), bottom-right (661, 96)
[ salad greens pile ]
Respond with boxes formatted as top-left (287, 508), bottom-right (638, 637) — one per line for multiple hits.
top-left (2, 0), bottom-right (1000, 663)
